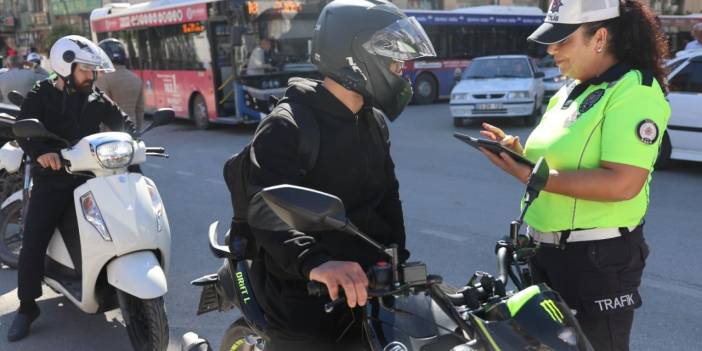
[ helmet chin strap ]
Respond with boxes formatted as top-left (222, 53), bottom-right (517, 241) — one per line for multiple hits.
top-left (60, 75), bottom-right (77, 94)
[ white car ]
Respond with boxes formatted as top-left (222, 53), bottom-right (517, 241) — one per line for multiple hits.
top-left (450, 55), bottom-right (545, 127)
top-left (659, 49), bottom-right (702, 166)
top-left (537, 55), bottom-right (568, 104)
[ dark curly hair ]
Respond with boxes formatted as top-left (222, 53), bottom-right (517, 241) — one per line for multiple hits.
top-left (583, 0), bottom-right (670, 93)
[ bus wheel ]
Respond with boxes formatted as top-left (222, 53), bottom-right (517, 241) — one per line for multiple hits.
top-left (413, 74), bottom-right (437, 105)
top-left (190, 94), bottom-right (210, 130)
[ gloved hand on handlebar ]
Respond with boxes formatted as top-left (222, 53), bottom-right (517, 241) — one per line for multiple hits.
top-left (309, 261), bottom-right (369, 308)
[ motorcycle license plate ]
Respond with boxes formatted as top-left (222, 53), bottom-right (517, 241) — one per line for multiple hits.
top-left (476, 103), bottom-right (503, 111)
top-left (196, 283), bottom-right (220, 315)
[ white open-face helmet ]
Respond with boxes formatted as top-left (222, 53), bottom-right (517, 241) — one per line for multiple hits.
top-left (49, 35), bottom-right (114, 78)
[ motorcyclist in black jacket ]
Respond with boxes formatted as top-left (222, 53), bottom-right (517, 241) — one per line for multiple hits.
top-left (245, 1), bottom-right (436, 349)
top-left (7, 35), bottom-right (136, 342)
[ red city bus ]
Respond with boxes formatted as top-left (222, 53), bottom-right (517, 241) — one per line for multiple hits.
top-left (91, 0), bottom-right (325, 129)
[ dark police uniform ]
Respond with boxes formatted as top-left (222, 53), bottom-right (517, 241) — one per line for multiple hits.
top-left (523, 63), bottom-right (670, 350)
top-left (16, 78), bottom-right (134, 302)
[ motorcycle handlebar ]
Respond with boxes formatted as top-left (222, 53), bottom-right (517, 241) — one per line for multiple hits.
top-left (496, 246), bottom-right (509, 286)
top-left (145, 147), bottom-right (166, 154)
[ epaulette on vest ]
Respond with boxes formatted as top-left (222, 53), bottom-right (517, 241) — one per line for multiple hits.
top-left (639, 70), bottom-right (654, 87)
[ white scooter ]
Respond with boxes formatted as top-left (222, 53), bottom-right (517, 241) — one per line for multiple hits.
top-left (0, 91), bottom-right (26, 267)
top-left (6, 109), bottom-right (175, 351)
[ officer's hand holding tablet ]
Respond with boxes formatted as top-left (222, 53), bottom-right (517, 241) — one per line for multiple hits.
top-left (454, 122), bottom-right (535, 184)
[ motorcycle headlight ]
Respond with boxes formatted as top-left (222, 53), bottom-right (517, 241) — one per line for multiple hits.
top-left (507, 91), bottom-right (530, 99)
top-left (80, 192), bottom-right (112, 241)
top-left (96, 141), bottom-right (134, 169)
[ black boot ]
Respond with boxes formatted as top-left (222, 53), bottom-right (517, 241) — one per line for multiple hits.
top-left (7, 302), bottom-right (40, 342)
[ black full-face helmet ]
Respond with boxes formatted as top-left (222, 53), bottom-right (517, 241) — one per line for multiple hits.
top-left (312, 0), bottom-right (436, 120)
top-left (98, 38), bottom-right (128, 66)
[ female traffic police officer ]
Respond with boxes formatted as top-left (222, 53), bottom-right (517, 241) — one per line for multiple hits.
top-left (479, 1), bottom-right (670, 350)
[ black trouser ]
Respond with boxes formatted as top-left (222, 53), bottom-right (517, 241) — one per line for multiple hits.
top-left (530, 226), bottom-right (649, 351)
top-left (265, 329), bottom-right (367, 351)
top-left (262, 304), bottom-right (367, 351)
top-left (17, 178), bottom-right (82, 302)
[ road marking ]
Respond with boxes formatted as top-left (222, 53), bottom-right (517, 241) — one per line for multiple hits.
top-left (145, 163), bottom-right (163, 169)
top-left (419, 229), bottom-right (466, 242)
top-left (176, 170), bottom-right (194, 176)
top-left (205, 178), bottom-right (226, 185)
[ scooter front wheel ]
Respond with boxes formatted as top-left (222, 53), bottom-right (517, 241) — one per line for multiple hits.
top-left (220, 318), bottom-right (263, 351)
top-left (0, 199), bottom-right (23, 268)
top-left (117, 290), bottom-right (169, 351)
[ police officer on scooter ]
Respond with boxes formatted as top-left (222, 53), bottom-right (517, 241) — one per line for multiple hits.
top-left (244, 0), bottom-right (436, 349)
top-left (7, 35), bottom-right (135, 342)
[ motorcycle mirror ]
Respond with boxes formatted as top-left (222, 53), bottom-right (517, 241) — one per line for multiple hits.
top-left (526, 157), bottom-right (550, 197)
top-left (139, 108), bottom-right (175, 137)
top-left (249, 185), bottom-right (349, 233)
top-left (8, 90), bottom-right (24, 107)
top-left (12, 118), bottom-right (70, 146)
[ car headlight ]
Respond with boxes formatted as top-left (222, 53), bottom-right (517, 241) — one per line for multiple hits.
top-left (508, 91), bottom-right (530, 99)
top-left (544, 75), bottom-right (567, 83)
top-left (452, 93), bottom-right (469, 101)
top-left (96, 141), bottom-right (134, 169)
top-left (80, 192), bottom-right (112, 241)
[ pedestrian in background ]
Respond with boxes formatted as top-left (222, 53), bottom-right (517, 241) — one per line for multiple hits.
top-left (96, 38), bottom-right (144, 131)
top-left (26, 52), bottom-right (49, 78)
top-left (684, 22), bottom-right (702, 50)
top-left (0, 55), bottom-right (43, 103)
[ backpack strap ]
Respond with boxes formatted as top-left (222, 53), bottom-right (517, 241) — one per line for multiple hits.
top-left (369, 107), bottom-right (391, 151)
top-left (265, 97), bottom-right (320, 176)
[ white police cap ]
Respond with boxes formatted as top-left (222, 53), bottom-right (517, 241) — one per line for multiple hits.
top-left (528, 0), bottom-right (620, 45)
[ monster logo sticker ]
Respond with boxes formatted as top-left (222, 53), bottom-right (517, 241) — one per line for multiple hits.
top-left (540, 299), bottom-right (565, 324)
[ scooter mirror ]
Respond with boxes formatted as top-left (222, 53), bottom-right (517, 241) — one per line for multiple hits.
top-left (249, 184), bottom-right (348, 233)
top-left (8, 90), bottom-right (24, 107)
top-left (152, 108), bottom-right (175, 127)
top-left (139, 108), bottom-right (175, 137)
top-left (526, 157), bottom-right (550, 194)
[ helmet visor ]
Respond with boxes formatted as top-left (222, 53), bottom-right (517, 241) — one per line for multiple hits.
top-left (75, 46), bottom-right (115, 73)
top-left (362, 16), bottom-right (437, 61)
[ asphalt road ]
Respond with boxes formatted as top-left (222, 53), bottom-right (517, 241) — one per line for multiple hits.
top-left (1, 103), bottom-right (700, 350)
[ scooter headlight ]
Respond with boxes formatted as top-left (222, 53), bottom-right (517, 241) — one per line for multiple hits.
top-left (80, 192), bottom-right (112, 241)
top-left (146, 182), bottom-right (164, 232)
top-left (96, 141), bottom-right (134, 169)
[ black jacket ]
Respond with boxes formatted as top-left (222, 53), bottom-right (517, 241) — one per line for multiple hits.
top-left (247, 79), bottom-right (406, 339)
top-left (17, 78), bottom-right (135, 185)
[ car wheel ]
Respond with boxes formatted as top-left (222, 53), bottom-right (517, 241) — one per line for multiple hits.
top-left (523, 99), bottom-right (541, 126)
top-left (413, 74), bottom-right (437, 105)
top-left (655, 132), bottom-right (672, 169)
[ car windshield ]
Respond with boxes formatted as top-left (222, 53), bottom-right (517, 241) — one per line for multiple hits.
top-left (462, 58), bottom-right (533, 79)
top-left (537, 55), bottom-right (557, 68)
